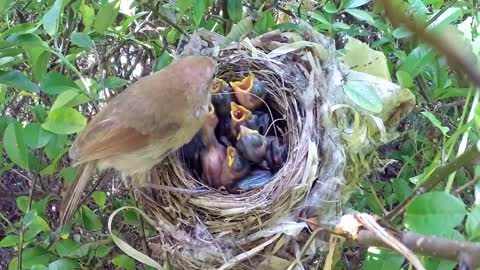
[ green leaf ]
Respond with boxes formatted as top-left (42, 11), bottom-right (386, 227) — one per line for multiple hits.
top-left (311, 12), bottom-right (331, 25)
top-left (80, 3), bottom-right (95, 31)
top-left (396, 70), bottom-right (413, 88)
top-left (166, 29), bottom-right (179, 44)
top-left (0, 235), bottom-right (20, 248)
top-left (22, 247), bottom-right (52, 269)
top-left (40, 72), bottom-right (79, 95)
top-left (0, 0), bottom-right (12, 13)
top-left (4, 121), bottom-right (29, 169)
top-left (24, 216), bottom-right (50, 241)
top-left (42, 107), bottom-right (87, 134)
top-left (344, 0), bottom-right (371, 9)
top-left (30, 105), bottom-right (48, 123)
top-left (153, 52), bottom-right (173, 72)
top-left (466, 205), bottom-right (480, 241)
top-left (81, 205), bottom-right (103, 231)
top-left (48, 259), bottom-right (79, 270)
top-left (29, 49), bottom-right (51, 81)
top-left (344, 9), bottom-right (374, 24)
top-left (224, 16), bottom-right (253, 45)
top-left (60, 167), bottom-right (78, 184)
top-left (254, 11), bottom-right (275, 34)
top-left (343, 80), bottom-right (383, 113)
top-left (324, 2), bottom-right (338, 13)
top-left (421, 111), bottom-right (450, 136)
top-left (427, 7), bottom-right (464, 31)
top-left (92, 191), bottom-right (107, 208)
top-left (112, 255), bottom-right (135, 270)
top-left (94, 0), bottom-right (121, 34)
top-left (193, 0), bottom-right (208, 26)
top-left (55, 239), bottom-right (81, 257)
top-left (392, 178), bottom-right (412, 203)
top-left (0, 70), bottom-right (40, 93)
top-left (101, 76), bottom-right (129, 89)
top-left (16, 196), bottom-right (28, 213)
top-left (32, 266), bottom-right (49, 270)
top-left (123, 209), bottom-right (139, 225)
top-left (44, 134), bottom-right (67, 160)
top-left (363, 247), bottom-right (404, 270)
top-left (71, 32), bottom-right (95, 49)
top-left (23, 210), bottom-right (38, 228)
top-left (178, 0), bottom-right (193, 15)
top-left (409, 0), bottom-right (428, 21)
top-left (227, 0), bottom-right (243, 22)
top-left (398, 44), bottom-right (434, 78)
top-left (404, 191), bottom-right (466, 236)
top-left (51, 90), bottom-right (81, 110)
top-left (42, 0), bottom-right (64, 36)
top-left (95, 245), bottom-right (113, 258)
top-left (24, 123), bottom-right (54, 149)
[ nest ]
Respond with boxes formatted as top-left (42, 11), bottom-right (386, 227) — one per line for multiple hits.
top-left (132, 21), bottom-right (414, 270)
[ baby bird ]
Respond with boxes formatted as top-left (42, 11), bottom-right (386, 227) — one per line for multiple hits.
top-left (231, 72), bottom-right (267, 110)
top-left (236, 125), bottom-right (267, 163)
top-left (220, 146), bottom-right (251, 188)
top-left (230, 102), bottom-right (252, 138)
top-left (245, 111), bottom-right (271, 135)
top-left (200, 104), bottom-right (226, 188)
top-left (211, 78), bottom-right (233, 118)
top-left (265, 136), bottom-right (288, 171)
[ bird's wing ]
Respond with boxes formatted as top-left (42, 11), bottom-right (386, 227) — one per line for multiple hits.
top-left (69, 84), bottom-right (184, 164)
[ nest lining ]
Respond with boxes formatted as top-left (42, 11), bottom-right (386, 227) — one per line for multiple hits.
top-left (139, 36), bottom-right (323, 268)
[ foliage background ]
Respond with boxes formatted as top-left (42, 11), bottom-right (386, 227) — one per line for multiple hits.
top-left (0, 0), bottom-right (480, 269)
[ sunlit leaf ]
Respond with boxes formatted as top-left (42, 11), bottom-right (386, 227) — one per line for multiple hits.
top-left (42, 0), bottom-right (64, 36)
top-left (404, 192), bottom-right (466, 236)
top-left (81, 205), bottom-right (102, 231)
top-left (92, 191), bottom-right (107, 209)
top-left (466, 205), bottom-right (480, 241)
top-left (4, 121), bottom-right (29, 169)
top-left (363, 247), bottom-right (404, 270)
top-left (112, 255), bottom-right (135, 270)
top-left (343, 80), bottom-right (383, 113)
top-left (94, 0), bottom-right (121, 34)
top-left (344, 0), bottom-right (371, 9)
top-left (193, 0), bottom-right (207, 26)
top-left (398, 44), bottom-right (434, 78)
top-left (42, 107), bottom-right (87, 134)
top-left (344, 9), bottom-right (374, 24)
top-left (48, 259), bottom-right (78, 270)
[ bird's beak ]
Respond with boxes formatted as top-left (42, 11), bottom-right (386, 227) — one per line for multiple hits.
top-left (230, 102), bottom-right (252, 122)
top-left (231, 72), bottom-right (255, 93)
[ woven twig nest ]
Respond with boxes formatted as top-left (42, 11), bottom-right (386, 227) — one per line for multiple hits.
top-left (135, 21), bottom-right (415, 270)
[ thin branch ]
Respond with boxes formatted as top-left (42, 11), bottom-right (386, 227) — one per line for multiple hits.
top-left (386, 141), bottom-right (480, 221)
top-left (452, 176), bottom-right (480, 195)
top-left (354, 230), bottom-right (480, 269)
top-left (376, 0), bottom-right (480, 88)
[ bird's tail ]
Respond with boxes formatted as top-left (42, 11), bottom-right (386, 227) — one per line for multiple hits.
top-left (59, 161), bottom-right (95, 228)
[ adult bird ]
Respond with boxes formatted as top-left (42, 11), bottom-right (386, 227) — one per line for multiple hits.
top-left (59, 55), bottom-right (217, 228)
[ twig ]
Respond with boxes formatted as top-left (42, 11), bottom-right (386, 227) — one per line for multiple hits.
top-left (376, 0), bottom-right (480, 88)
top-left (17, 149), bottom-right (43, 270)
top-left (354, 229), bottom-right (480, 269)
top-left (386, 141), bottom-right (480, 221)
top-left (355, 213), bottom-right (425, 270)
top-left (452, 176), bottom-right (480, 196)
top-left (147, 3), bottom-right (189, 38)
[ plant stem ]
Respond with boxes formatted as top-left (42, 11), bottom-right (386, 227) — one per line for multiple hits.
top-left (386, 141), bottom-right (480, 221)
